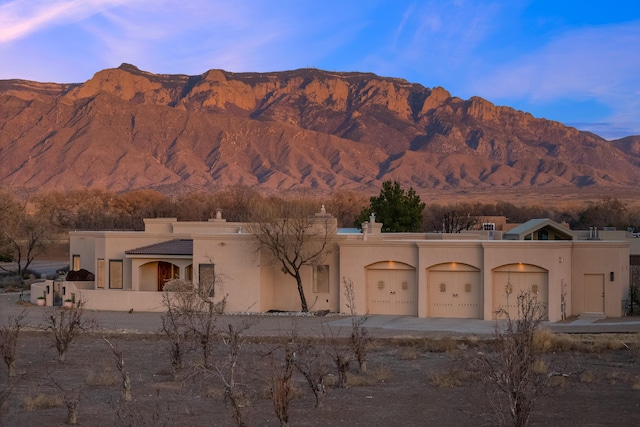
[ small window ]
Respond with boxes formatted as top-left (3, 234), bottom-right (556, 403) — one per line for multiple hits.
top-left (313, 265), bottom-right (329, 293)
top-left (109, 260), bottom-right (123, 289)
top-left (199, 264), bottom-right (215, 297)
top-left (97, 259), bottom-right (104, 289)
top-left (72, 255), bottom-right (81, 271)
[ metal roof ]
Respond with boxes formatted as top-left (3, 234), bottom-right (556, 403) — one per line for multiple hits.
top-left (125, 239), bottom-right (193, 256)
top-left (503, 219), bottom-right (575, 240)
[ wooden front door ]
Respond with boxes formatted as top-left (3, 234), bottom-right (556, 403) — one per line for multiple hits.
top-left (157, 262), bottom-right (177, 292)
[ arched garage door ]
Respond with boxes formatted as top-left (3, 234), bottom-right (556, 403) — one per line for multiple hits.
top-left (367, 262), bottom-right (417, 315)
top-left (428, 263), bottom-right (482, 318)
top-left (493, 264), bottom-right (548, 320)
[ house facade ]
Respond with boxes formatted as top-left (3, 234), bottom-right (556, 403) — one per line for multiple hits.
top-left (32, 211), bottom-right (630, 321)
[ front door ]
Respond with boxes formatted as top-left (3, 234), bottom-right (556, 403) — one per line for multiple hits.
top-left (584, 274), bottom-right (604, 313)
top-left (157, 262), bottom-right (176, 291)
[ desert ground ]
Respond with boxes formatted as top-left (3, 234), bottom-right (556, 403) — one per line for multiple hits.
top-left (1, 296), bottom-right (640, 427)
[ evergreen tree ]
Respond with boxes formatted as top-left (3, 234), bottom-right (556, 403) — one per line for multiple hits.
top-left (355, 181), bottom-right (425, 232)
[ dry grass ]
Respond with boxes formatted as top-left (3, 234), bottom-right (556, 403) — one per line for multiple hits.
top-left (549, 375), bottom-right (567, 388)
top-left (531, 359), bottom-right (548, 375)
top-left (580, 370), bottom-right (596, 383)
top-left (22, 392), bottom-right (64, 410)
top-left (85, 366), bottom-right (119, 386)
top-left (430, 369), bottom-right (470, 388)
top-left (346, 366), bottom-right (391, 387)
top-left (398, 348), bottom-right (420, 360)
top-left (632, 377), bottom-right (640, 391)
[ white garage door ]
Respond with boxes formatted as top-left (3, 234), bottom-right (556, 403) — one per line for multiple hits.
top-left (367, 265), bottom-right (417, 316)
top-left (493, 264), bottom-right (548, 320)
top-left (428, 264), bottom-right (482, 319)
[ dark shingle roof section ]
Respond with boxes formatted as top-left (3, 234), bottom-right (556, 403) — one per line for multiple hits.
top-left (125, 239), bottom-right (193, 256)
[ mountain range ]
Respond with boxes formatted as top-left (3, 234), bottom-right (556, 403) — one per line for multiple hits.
top-left (1, 63), bottom-right (639, 196)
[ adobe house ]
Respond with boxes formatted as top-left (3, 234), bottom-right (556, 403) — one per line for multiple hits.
top-left (32, 211), bottom-right (630, 321)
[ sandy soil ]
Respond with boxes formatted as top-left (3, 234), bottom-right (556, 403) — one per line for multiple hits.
top-left (1, 324), bottom-right (640, 426)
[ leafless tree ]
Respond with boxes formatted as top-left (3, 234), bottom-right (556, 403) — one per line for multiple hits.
top-left (160, 280), bottom-right (194, 380)
top-left (215, 321), bottom-right (257, 427)
top-left (162, 275), bottom-right (226, 369)
top-left (42, 298), bottom-right (92, 363)
top-left (322, 325), bottom-right (351, 388)
top-left (250, 200), bottom-right (335, 312)
top-left (104, 338), bottom-right (132, 402)
top-left (0, 310), bottom-right (25, 377)
top-left (470, 290), bottom-right (548, 427)
top-left (343, 276), bottom-right (371, 373)
top-left (0, 191), bottom-right (55, 284)
top-left (50, 376), bottom-right (81, 425)
top-left (267, 344), bottom-right (296, 427)
top-left (291, 336), bottom-right (331, 407)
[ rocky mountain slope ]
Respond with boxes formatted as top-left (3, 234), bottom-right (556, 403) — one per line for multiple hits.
top-left (1, 63), bottom-right (638, 195)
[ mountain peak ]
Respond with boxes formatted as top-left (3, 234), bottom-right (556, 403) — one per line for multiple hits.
top-left (0, 66), bottom-right (638, 195)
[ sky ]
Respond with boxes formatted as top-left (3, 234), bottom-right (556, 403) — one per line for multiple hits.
top-left (1, 1), bottom-right (639, 140)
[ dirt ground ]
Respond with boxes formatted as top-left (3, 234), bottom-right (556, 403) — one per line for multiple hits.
top-left (1, 323), bottom-right (640, 426)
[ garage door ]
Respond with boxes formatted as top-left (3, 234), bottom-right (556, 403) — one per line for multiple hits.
top-left (493, 264), bottom-right (548, 320)
top-left (428, 263), bottom-right (482, 318)
top-left (367, 264), bottom-right (417, 316)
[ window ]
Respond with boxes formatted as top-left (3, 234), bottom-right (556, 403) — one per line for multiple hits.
top-left (482, 223), bottom-right (495, 231)
top-left (199, 263), bottom-right (215, 297)
top-left (97, 259), bottom-right (104, 289)
top-left (313, 265), bottom-right (329, 293)
top-left (72, 255), bottom-right (80, 271)
top-left (109, 260), bottom-right (123, 289)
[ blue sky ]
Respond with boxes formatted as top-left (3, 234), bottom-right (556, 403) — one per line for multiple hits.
top-left (1, 1), bottom-right (639, 140)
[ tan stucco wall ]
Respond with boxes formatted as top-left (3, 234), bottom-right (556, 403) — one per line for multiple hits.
top-left (571, 242), bottom-right (629, 317)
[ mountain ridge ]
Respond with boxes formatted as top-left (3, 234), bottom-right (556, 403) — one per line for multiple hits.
top-left (0, 63), bottom-right (638, 195)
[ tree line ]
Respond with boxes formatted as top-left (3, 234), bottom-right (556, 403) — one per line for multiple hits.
top-left (2, 186), bottom-right (637, 232)
top-left (1, 184), bottom-right (638, 284)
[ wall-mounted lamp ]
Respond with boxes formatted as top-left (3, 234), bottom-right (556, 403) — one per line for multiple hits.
top-left (610, 272), bottom-right (615, 282)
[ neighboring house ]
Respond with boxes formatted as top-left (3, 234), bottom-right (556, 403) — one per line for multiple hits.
top-left (32, 210), bottom-right (630, 321)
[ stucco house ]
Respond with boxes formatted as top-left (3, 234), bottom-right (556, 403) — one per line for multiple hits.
top-left (32, 209), bottom-right (630, 322)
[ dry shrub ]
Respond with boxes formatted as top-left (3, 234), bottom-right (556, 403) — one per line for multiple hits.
top-left (531, 359), bottom-right (548, 375)
top-left (23, 392), bottom-right (64, 410)
top-left (532, 329), bottom-right (555, 353)
top-left (259, 383), bottom-right (304, 400)
top-left (592, 337), bottom-right (628, 352)
top-left (430, 370), bottom-right (469, 388)
top-left (580, 370), bottom-right (596, 383)
top-left (398, 348), bottom-right (419, 361)
top-left (549, 375), bottom-right (567, 388)
top-left (85, 366), bottom-right (119, 386)
top-left (346, 374), bottom-right (375, 387)
top-left (369, 365), bottom-right (391, 382)
top-left (424, 337), bottom-right (458, 353)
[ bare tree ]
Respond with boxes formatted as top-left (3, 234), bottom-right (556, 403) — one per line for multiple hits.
top-left (322, 325), bottom-right (351, 388)
top-left (0, 310), bottom-right (25, 377)
top-left (250, 201), bottom-right (335, 312)
top-left (42, 299), bottom-right (92, 363)
top-left (50, 376), bottom-right (81, 425)
top-left (470, 291), bottom-right (548, 427)
top-left (291, 336), bottom-right (330, 407)
top-left (0, 192), bottom-right (55, 284)
top-left (267, 345), bottom-right (296, 427)
top-left (215, 322), bottom-right (257, 427)
top-left (343, 277), bottom-right (371, 373)
top-left (162, 276), bottom-right (226, 369)
top-left (160, 280), bottom-right (194, 380)
top-left (104, 338), bottom-right (132, 402)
